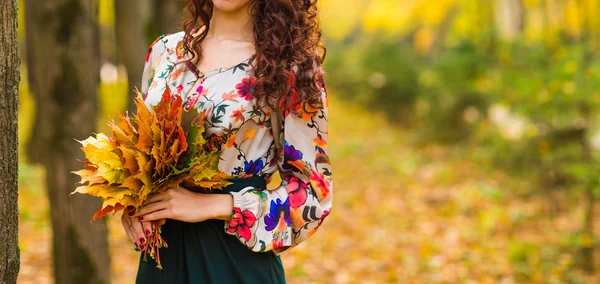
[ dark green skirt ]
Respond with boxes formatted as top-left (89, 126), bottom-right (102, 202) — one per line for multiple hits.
top-left (135, 175), bottom-right (286, 284)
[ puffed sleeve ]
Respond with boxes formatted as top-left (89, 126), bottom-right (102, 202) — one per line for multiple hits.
top-left (140, 34), bottom-right (167, 98)
top-left (224, 66), bottom-right (333, 256)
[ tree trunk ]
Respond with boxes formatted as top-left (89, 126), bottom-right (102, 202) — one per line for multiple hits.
top-left (152, 0), bottom-right (183, 37)
top-left (115, 0), bottom-right (151, 114)
top-left (0, 0), bottom-right (21, 283)
top-left (23, 1), bottom-right (110, 283)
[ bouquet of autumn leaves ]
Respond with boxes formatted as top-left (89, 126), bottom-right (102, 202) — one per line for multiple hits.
top-left (70, 87), bottom-right (232, 269)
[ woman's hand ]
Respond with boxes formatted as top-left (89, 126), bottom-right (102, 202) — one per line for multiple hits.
top-left (133, 186), bottom-right (234, 223)
top-left (121, 207), bottom-right (165, 251)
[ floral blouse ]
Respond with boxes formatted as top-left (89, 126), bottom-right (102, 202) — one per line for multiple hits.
top-left (140, 31), bottom-right (333, 256)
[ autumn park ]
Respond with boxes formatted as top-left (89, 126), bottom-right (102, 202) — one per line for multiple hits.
top-left (2, 0), bottom-right (600, 283)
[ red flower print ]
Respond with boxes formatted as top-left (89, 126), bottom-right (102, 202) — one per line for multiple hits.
top-left (309, 169), bottom-right (330, 200)
top-left (285, 176), bottom-right (308, 209)
top-left (318, 208), bottom-right (331, 227)
top-left (230, 105), bottom-right (246, 122)
top-left (227, 207), bottom-right (256, 241)
top-left (184, 92), bottom-right (200, 112)
top-left (174, 84), bottom-right (184, 95)
top-left (146, 47), bottom-right (153, 62)
top-left (273, 237), bottom-right (285, 249)
top-left (277, 85), bottom-right (302, 116)
top-left (287, 69), bottom-right (296, 86)
top-left (235, 77), bottom-right (257, 101)
top-left (290, 87), bottom-right (302, 111)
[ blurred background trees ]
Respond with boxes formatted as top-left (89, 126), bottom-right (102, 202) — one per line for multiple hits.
top-left (19, 0), bottom-right (182, 283)
top-left (23, 0), bottom-right (108, 282)
top-left (14, 0), bottom-right (600, 283)
top-left (325, 0), bottom-right (600, 274)
top-left (325, 2), bottom-right (600, 276)
top-left (114, 0), bottom-right (183, 113)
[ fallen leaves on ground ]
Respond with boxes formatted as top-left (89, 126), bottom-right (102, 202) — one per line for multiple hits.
top-left (17, 95), bottom-right (600, 283)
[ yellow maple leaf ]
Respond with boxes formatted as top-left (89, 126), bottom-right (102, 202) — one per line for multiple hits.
top-left (73, 87), bottom-right (234, 269)
top-left (71, 183), bottom-right (133, 200)
top-left (71, 169), bottom-right (107, 185)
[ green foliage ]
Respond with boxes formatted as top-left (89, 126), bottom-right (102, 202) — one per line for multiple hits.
top-left (325, 4), bottom-right (600, 277)
top-left (328, 30), bottom-right (600, 192)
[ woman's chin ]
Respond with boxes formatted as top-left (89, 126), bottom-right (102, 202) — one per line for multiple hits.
top-left (211, 0), bottom-right (252, 13)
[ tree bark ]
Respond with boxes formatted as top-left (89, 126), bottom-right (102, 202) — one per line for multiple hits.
top-left (152, 0), bottom-right (183, 36)
top-left (0, 0), bottom-right (21, 283)
top-left (23, 1), bottom-right (110, 283)
top-left (115, 0), bottom-right (151, 114)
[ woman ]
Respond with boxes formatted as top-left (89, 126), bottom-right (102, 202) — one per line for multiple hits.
top-left (120, 0), bottom-right (332, 283)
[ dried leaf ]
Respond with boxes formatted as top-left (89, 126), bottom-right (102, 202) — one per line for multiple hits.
top-left (72, 87), bottom-right (234, 268)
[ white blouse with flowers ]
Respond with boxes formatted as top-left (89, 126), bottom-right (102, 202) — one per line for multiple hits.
top-left (140, 31), bottom-right (333, 256)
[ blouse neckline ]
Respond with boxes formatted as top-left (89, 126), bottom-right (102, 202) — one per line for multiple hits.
top-left (184, 56), bottom-right (252, 79)
top-left (175, 29), bottom-right (255, 79)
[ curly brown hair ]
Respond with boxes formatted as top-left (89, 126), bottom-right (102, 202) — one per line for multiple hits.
top-left (177, 0), bottom-right (327, 114)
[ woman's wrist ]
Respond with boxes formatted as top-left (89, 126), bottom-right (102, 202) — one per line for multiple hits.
top-left (209, 193), bottom-right (234, 221)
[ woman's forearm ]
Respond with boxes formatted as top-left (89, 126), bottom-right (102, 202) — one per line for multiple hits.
top-left (209, 193), bottom-right (234, 222)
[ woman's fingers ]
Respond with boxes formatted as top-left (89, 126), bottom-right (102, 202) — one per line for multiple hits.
top-left (138, 209), bottom-right (171, 222)
top-left (130, 216), bottom-right (147, 250)
top-left (122, 191), bottom-right (174, 247)
top-left (121, 208), bottom-right (139, 249)
top-left (140, 218), bottom-right (166, 239)
top-left (142, 190), bottom-right (169, 206)
top-left (135, 200), bottom-right (169, 217)
top-left (141, 221), bottom-right (153, 238)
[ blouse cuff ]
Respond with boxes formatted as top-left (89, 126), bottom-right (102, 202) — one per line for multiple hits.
top-left (224, 190), bottom-right (259, 240)
top-left (228, 191), bottom-right (256, 212)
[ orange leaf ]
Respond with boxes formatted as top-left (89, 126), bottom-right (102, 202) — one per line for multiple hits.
top-left (92, 205), bottom-right (114, 221)
top-left (120, 147), bottom-right (139, 173)
top-left (120, 176), bottom-right (143, 190)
